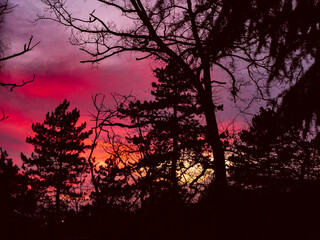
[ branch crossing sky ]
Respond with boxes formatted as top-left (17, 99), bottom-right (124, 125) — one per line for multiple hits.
top-left (0, 0), bottom-right (249, 165)
top-left (0, 0), bottom-right (156, 163)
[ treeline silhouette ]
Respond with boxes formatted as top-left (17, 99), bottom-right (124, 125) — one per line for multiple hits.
top-left (1, 0), bottom-right (320, 239)
top-left (2, 63), bottom-right (320, 240)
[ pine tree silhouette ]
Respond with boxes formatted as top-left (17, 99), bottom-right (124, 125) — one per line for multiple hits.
top-left (21, 100), bottom-right (92, 221)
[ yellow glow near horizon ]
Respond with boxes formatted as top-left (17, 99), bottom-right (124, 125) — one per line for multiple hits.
top-left (83, 138), bottom-right (234, 188)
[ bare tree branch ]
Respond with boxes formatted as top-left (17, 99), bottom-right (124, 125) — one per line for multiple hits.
top-left (0, 74), bottom-right (35, 91)
top-left (0, 109), bottom-right (9, 121)
top-left (0, 1), bottom-right (39, 121)
top-left (0, 36), bottom-right (40, 62)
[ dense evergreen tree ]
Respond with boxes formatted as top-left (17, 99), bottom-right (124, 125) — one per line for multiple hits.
top-left (21, 100), bottom-right (92, 220)
top-left (0, 147), bottom-right (22, 214)
top-left (92, 63), bottom-right (211, 209)
top-left (0, 148), bottom-right (39, 239)
top-left (123, 63), bottom-right (211, 206)
top-left (228, 108), bottom-right (320, 191)
top-left (0, 147), bottom-right (36, 216)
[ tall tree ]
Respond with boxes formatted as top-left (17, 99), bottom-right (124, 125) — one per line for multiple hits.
top-left (40, 0), bottom-right (320, 193)
top-left (151, 63), bottom-right (206, 202)
top-left (21, 100), bottom-right (92, 220)
top-left (118, 62), bottom-right (211, 205)
top-left (91, 63), bottom-right (212, 209)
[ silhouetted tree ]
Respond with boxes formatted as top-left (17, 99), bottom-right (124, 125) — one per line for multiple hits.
top-left (85, 94), bottom-right (110, 203)
top-left (40, 0), bottom-right (320, 194)
top-left (94, 141), bottom-right (138, 210)
top-left (0, 147), bottom-right (21, 215)
top-left (117, 63), bottom-right (211, 206)
top-left (91, 64), bottom-right (212, 209)
top-left (21, 100), bottom-right (92, 221)
top-left (0, 148), bottom-right (40, 240)
top-left (278, 55), bottom-right (320, 135)
top-left (0, 147), bottom-right (36, 217)
top-left (87, 94), bottom-right (139, 210)
top-left (228, 108), bottom-right (320, 191)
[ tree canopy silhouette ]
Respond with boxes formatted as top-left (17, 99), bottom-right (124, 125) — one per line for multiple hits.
top-left (92, 63), bottom-right (211, 209)
top-left (21, 100), bottom-right (92, 221)
top-left (228, 108), bottom-right (320, 191)
top-left (40, 0), bottom-right (320, 193)
top-left (0, 147), bottom-right (36, 216)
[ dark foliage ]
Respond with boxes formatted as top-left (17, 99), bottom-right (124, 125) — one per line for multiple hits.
top-left (0, 148), bottom-right (41, 240)
top-left (21, 100), bottom-right (92, 220)
top-left (279, 55), bottom-right (320, 134)
top-left (228, 108), bottom-right (320, 191)
top-left (121, 63), bottom-right (210, 204)
top-left (0, 147), bottom-right (36, 213)
top-left (92, 63), bottom-right (212, 210)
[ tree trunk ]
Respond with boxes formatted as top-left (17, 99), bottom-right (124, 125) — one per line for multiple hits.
top-left (56, 185), bottom-right (61, 221)
top-left (56, 161), bottom-right (62, 222)
top-left (201, 64), bottom-right (228, 240)
top-left (203, 98), bottom-right (227, 192)
top-left (88, 158), bottom-right (100, 199)
top-left (202, 64), bottom-right (227, 193)
top-left (171, 100), bottom-right (179, 204)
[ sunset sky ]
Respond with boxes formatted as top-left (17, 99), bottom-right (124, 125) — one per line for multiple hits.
top-left (0, 0), bottom-right (250, 165)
